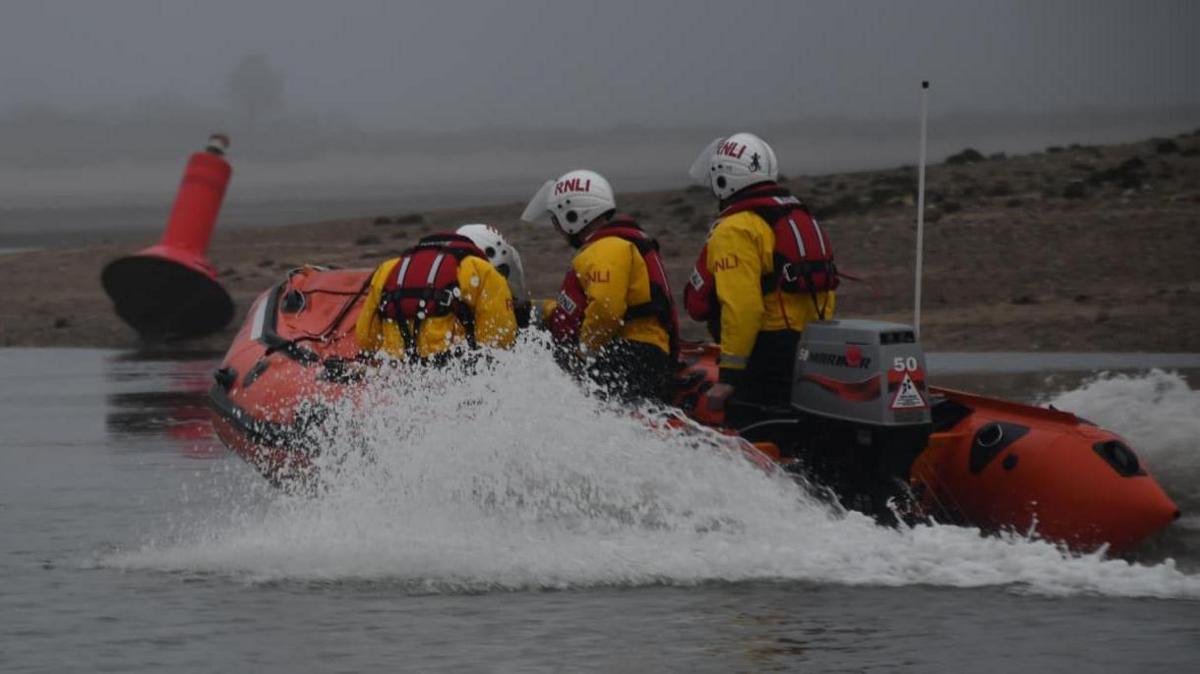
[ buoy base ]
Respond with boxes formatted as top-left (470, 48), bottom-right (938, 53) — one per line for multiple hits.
top-left (101, 245), bottom-right (234, 340)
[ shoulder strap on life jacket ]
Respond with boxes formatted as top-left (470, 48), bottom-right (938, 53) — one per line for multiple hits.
top-left (379, 232), bottom-right (488, 360)
top-left (582, 217), bottom-right (681, 357)
top-left (721, 184), bottom-right (838, 319)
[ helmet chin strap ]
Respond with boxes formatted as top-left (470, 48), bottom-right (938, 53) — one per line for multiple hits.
top-left (568, 211), bottom-right (615, 249)
top-left (554, 219), bottom-right (585, 249)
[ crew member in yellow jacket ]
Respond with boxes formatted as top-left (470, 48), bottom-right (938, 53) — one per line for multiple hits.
top-left (355, 231), bottom-right (517, 361)
top-left (686, 132), bottom-right (837, 420)
top-left (521, 169), bottom-right (679, 402)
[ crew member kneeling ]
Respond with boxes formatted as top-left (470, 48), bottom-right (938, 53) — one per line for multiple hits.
top-left (454, 223), bottom-right (535, 328)
top-left (521, 169), bottom-right (679, 403)
top-left (356, 232), bottom-right (517, 361)
top-left (685, 132), bottom-right (838, 421)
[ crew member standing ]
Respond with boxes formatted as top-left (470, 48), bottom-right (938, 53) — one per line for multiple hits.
top-left (684, 133), bottom-right (838, 420)
top-left (521, 169), bottom-right (678, 403)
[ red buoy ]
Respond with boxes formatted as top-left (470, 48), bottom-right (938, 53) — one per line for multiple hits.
top-left (101, 134), bottom-right (235, 339)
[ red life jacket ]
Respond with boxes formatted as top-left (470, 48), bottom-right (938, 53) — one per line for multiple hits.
top-left (685, 183), bottom-right (838, 326)
top-left (548, 217), bottom-right (680, 357)
top-left (379, 232), bottom-right (488, 359)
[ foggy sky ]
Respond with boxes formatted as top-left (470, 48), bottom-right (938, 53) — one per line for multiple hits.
top-left (3, 0), bottom-right (1197, 131)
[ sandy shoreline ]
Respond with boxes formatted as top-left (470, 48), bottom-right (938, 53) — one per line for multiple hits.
top-left (2, 132), bottom-right (1198, 353)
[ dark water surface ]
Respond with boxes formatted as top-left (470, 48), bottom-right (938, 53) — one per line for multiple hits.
top-left (2, 349), bottom-right (1198, 672)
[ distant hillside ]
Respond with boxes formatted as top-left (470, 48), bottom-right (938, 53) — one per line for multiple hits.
top-left (1, 129), bottom-right (1198, 351)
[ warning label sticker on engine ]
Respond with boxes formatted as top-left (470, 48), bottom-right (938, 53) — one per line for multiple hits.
top-left (890, 373), bottom-right (927, 409)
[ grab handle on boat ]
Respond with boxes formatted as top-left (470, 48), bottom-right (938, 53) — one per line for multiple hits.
top-left (213, 366), bottom-right (238, 390)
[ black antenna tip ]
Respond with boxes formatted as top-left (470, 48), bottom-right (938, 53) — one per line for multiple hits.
top-left (922, 80), bottom-right (930, 89)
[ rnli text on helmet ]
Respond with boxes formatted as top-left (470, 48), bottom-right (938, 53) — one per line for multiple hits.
top-left (718, 142), bottom-right (747, 159)
top-left (555, 177), bottom-right (592, 194)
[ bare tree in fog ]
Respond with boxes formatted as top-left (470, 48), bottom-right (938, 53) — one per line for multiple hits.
top-left (224, 52), bottom-right (285, 130)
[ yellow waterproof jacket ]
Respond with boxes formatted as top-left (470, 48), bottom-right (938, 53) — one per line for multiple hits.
top-left (706, 210), bottom-right (836, 371)
top-left (555, 235), bottom-right (670, 355)
top-left (355, 255), bottom-right (517, 359)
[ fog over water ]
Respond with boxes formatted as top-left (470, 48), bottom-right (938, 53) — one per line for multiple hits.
top-left (1, 1), bottom-right (1196, 226)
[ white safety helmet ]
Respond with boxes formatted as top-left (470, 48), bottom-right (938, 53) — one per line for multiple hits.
top-left (688, 132), bottom-right (778, 200)
top-left (455, 223), bottom-right (528, 302)
top-left (520, 169), bottom-right (616, 236)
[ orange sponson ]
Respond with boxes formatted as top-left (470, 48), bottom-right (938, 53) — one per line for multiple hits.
top-left (912, 386), bottom-right (1180, 554)
top-left (667, 341), bottom-right (1179, 554)
top-left (209, 267), bottom-right (371, 482)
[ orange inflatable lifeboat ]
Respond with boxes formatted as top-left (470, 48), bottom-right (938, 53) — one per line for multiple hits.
top-left (209, 268), bottom-right (1180, 553)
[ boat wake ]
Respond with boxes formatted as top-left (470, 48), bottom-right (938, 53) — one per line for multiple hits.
top-left (105, 340), bottom-right (1200, 599)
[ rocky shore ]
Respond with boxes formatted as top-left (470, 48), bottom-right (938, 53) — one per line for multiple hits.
top-left (2, 131), bottom-right (1198, 352)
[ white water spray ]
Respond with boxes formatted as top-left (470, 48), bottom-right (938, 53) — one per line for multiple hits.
top-left (108, 342), bottom-right (1200, 599)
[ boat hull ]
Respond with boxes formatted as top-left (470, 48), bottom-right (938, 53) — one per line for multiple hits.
top-left (209, 268), bottom-right (1181, 552)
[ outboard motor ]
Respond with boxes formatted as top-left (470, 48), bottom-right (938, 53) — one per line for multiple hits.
top-left (788, 320), bottom-right (932, 517)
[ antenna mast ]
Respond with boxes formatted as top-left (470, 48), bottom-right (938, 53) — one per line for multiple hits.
top-left (914, 80), bottom-right (930, 338)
